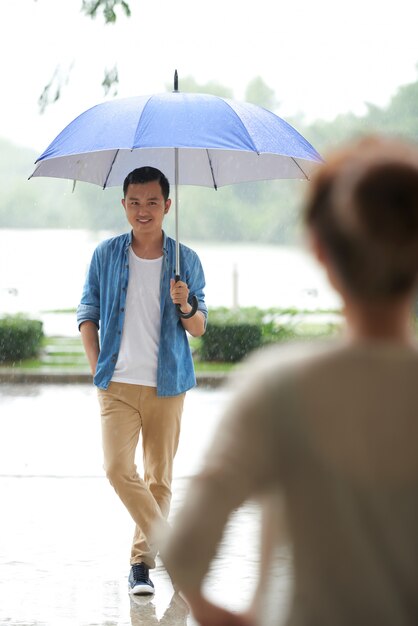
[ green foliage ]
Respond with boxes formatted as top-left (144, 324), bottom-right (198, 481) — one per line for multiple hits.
top-left (0, 316), bottom-right (44, 363)
top-left (260, 318), bottom-right (300, 344)
top-left (163, 178), bottom-right (307, 244)
top-left (199, 307), bottom-right (301, 362)
top-left (0, 141), bottom-right (126, 229)
top-left (38, 65), bottom-right (73, 115)
top-left (201, 322), bottom-right (263, 363)
top-left (205, 307), bottom-right (265, 325)
top-left (102, 65), bottom-right (119, 96)
top-left (81, 0), bottom-right (131, 23)
top-left (38, 1), bottom-right (131, 111)
top-left (245, 76), bottom-right (279, 111)
top-left (198, 306), bottom-right (343, 363)
top-left (295, 74), bottom-right (418, 157)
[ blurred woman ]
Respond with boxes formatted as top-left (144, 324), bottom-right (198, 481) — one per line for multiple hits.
top-left (161, 135), bottom-right (418, 626)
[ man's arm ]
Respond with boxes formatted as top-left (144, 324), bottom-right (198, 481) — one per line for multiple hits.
top-left (80, 320), bottom-right (100, 376)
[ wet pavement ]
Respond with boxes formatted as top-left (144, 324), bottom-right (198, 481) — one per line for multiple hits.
top-left (0, 383), bottom-right (291, 625)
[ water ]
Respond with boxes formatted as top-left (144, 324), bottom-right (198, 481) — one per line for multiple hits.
top-left (0, 384), bottom-right (292, 625)
top-left (0, 229), bottom-right (341, 325)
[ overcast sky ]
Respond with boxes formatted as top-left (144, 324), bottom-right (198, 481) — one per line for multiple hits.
top-left (2, 0), bottom-right (418, 153)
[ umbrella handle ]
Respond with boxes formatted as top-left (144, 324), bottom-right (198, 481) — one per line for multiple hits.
top-left (175, 275), bottom-right (199, 319)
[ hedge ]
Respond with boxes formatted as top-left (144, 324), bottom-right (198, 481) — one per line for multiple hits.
top-left (198, 306), bottom-right (342, 363)
top-left (200, 322), bottom-right (263, 362)
top-left (0, 316), bottom-right (44, 363)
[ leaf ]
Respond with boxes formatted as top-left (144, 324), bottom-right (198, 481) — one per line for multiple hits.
top-left (102, 65), bottom-right (119, 96)
top-left (81, 0), bottom-right (131, 23)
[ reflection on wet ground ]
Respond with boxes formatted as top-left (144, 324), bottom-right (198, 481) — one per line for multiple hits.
top-left (0, 384), bottom-right (291, 625)
top-left (130, 591), bottom-right (190, 625)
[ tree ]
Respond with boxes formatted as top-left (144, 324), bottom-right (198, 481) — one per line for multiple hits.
top-left (37, 1), bottom-right (279, 114)
top-left (38, 0), bottom-right (131, 112)
top-left (245, 76), bottom-right (278, 111)
top-left (81, 0), bottom-right (131, 22)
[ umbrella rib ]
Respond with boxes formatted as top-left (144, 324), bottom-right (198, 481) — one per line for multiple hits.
top-left (103, 150), bottom-right (120, 189)
top-left (205, 150), bottom-right (218, 190)
top-left (132, 95), bottom-right (153, 148)
top-left (291, 157), bottom-right (309, 180)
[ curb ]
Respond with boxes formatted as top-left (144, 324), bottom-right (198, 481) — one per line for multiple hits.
top-left (0, 369), bottom-right (228, 388)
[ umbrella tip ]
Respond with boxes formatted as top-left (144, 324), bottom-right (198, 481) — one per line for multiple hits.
top-left (173, 69), bottom-right (179, 93)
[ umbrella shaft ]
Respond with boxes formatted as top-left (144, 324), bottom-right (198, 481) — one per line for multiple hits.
top-left (175, 147), bottom-right (180, 276)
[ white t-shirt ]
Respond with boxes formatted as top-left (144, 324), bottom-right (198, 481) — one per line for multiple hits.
top-left (112, 247), bottom-right (163, 386)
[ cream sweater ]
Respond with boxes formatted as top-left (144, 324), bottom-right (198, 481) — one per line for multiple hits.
top-left (163, 340), bottom-right (418, 626)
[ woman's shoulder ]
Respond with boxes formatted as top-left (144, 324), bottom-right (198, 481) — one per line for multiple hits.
top-left (237, 339), bottom-right (336, 379)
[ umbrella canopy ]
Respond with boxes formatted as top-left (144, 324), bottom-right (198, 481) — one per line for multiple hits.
top-left (30, 85), bottom-right (323, 317)
top-left (30, 91), bottom-right (323, 189)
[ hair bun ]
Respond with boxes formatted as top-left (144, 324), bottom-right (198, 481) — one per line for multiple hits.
top-left (306, 135), bottom-right (418, 298)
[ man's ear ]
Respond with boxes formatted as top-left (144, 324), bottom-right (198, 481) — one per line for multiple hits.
top-left (164, 199), bottom-right (171, 214)
top-left (121, 198), bottom-right (126, 210)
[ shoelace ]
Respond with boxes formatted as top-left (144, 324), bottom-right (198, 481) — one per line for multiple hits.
top-left (132, 563), bottom-right (149, 582)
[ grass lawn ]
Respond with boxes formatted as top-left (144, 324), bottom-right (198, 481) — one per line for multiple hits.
top-left (3, 336), bottom-right (238, 373)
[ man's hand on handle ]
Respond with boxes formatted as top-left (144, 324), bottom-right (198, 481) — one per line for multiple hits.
top-left (170, 278), bottom-right (206, 337)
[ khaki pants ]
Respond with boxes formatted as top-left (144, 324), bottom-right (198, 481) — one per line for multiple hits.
top-left (97, 381), bottom-right (185, 569)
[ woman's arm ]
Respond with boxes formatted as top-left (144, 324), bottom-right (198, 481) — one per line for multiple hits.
top-left (182, 593), bottom-right (255, 626)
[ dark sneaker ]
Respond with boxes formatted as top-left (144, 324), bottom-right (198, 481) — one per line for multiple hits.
top-left (128, 563), bottom-right (155, 595)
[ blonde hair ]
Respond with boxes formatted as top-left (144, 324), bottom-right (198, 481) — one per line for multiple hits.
top-left (305, 135), bottom-right (418, 299)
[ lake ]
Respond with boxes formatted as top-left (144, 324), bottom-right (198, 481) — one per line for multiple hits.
top-left (0, 229), bottom-right (341, 335)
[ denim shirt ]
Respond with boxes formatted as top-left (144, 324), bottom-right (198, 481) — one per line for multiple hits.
top-left (76, 231), bottom-right (207, 396)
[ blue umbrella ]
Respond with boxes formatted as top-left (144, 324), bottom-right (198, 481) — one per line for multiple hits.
top-left (30, 72), bottom-right (323, 316)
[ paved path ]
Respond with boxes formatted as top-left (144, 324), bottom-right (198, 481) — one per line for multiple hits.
top-left (0, 383), bottom-right (291, 625)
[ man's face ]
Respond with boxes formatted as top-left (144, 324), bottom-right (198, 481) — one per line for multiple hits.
top-left (122, 180), bottom-right (171, 237)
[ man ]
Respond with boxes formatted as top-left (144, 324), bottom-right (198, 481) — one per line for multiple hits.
top-left (77, 166), bottom-right (207, 596)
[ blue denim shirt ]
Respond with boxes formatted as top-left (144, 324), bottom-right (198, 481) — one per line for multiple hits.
top-left (76, 231), bottom-right (207, 396)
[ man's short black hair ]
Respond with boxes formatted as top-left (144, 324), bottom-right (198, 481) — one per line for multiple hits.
top-left (123, 166), bottom-right (170, 201)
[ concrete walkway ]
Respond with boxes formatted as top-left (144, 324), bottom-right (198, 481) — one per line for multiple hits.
top-left (0, 382), bottom-right (291, 625)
